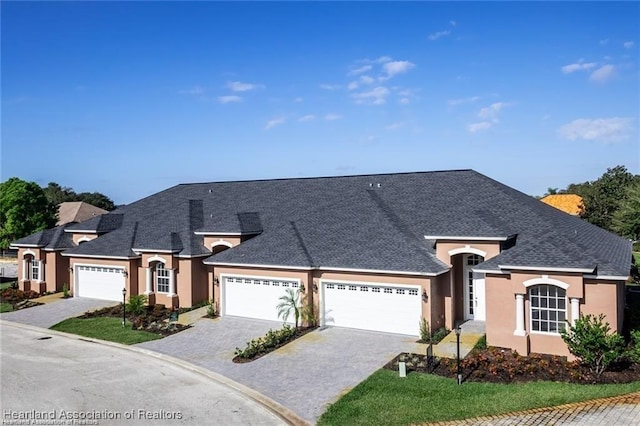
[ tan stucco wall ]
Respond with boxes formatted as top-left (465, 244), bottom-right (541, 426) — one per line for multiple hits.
top-left (434, 240), bottom-right (501, 265)
top-left (17, 248), bottom-right (44, 293)
top-left (485, 271), bottom-right (624, 358)
top-left (141, 253), bottom-right (176, 269)
top-left (203, 236), bottom-right (241, 251)
top-left (583, 279), bottom-right (626, 332)
top-left (71, 233), bottom-right (98, 245)
top-left (430, 273), bottom-right (447, 331)
top-left (45, 251), bottom-right (70, 293)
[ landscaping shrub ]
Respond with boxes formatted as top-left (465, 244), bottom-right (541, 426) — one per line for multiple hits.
top-left (234, 324), bottom-right (299, 361)
top-left (127, 294), bottom-right (147, 316)
top-left (62, 283), bottom-right (69, 298)
top-left (474, 335), bottom-right (487, 350)
top-left (561, 314), bottom-right (626, 376)
top-left (628, 330), bottom-right (640, 364)
top-left (419, 318), bottom-right (430, 343)
top-left (1, 288), bottom-right (39, 303)
top-left (206, 299), bottom-right (217, 317)
top-left (431, 327), bottom-right (450, 344)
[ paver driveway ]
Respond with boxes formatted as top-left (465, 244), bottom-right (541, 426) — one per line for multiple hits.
top-left (0, 297), bottom-right (115, 328)
top-left (137, 316), bottom-right (420, 422)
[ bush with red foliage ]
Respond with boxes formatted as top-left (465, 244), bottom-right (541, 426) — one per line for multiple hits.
top-left (1, 288), bottom-right (40, 304)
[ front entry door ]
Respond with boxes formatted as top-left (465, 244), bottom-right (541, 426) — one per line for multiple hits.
top-left (463, 254), bottom-right (484, 320)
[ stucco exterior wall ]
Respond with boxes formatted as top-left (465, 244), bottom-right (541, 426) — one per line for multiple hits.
top-left (583, 279), bottom-right (625, 332)
top-left (17, 248), bottom-right (45, 293)
top-left (203, 236), bottom-right (241, 251)
top-left (485, 273), bottom-right (517, 350)
top-left (71, 233), bottom-right (98, 245)
top-left (430, 273), bottom-right (447, 331)
top-left (434, 241), bottom-right (501, 265)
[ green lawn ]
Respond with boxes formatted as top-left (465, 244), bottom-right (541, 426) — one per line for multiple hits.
top-left (0, 281), bottom-right (15, 290)
top-left (50, 317), bottom-right (162, 345)
top-left (0, 302), bottom-right (13, 313)
top-left (318, 369), bottom-right (640, 426)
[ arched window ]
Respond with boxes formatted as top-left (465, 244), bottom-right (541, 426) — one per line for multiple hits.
top-left (155, 262), bottom-right (170, 293)
top-left (23, 254), bottom-right (41, 281)
top-left (529, 285), bottom-right (566, 333)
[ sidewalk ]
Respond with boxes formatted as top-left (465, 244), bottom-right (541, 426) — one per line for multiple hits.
top-left (434, 321), bottom-right (485, 359)
top-left (425, 392), bottom-right (640, 425)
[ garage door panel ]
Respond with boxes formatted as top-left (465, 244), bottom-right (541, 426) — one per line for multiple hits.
top-left (323, 282), bottom-right (421, 336)
top-left (76, 265), bottom-right (125, 302)
top-left (223, 277), bottom-right (298, 323)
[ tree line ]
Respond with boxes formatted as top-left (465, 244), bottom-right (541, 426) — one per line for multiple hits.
top-left (543, 165), bottom-right (640, 244)
top-left (0, 178), bottom-right (116, 249)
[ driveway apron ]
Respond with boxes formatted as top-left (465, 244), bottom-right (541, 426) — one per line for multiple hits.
top-left (137, 316), bottom-right (418, 422)
top-left (0, 297), bottom-right (116, 328)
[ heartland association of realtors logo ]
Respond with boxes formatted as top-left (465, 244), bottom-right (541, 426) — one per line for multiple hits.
top-left (2, 409), bottom-right (183, 425)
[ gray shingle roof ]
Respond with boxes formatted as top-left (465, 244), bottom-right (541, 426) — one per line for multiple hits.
top-left (12, 223), bottom-right (74, 251)
top-left (14, 170), bottom-right (631, 276)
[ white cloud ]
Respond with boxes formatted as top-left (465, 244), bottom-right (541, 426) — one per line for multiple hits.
top-left (179, 86), bottom-right (205, 95)
top-left (298, 114), bottom-right (316, 122)
top-left (320, 83), bottom-right (341, 90)
top-left (558, 117), bottom-right (634, 143)
top-left (360, 75), bottom-right (375, 85)
top-left (351, 86), bottom-right (390, 105)
top-left (589, 64), bottom-right (615, 82)
top-left (324, 113), bottom-right (342, 121)
top-left (599, 38), bottom-right (609, 45)
top-left (381, 60), bottom-right (415, 79)
top-left (478, 102), bottom-right (508, 121)
top-left (468, 122), bottom-right (492, 133)
top-left (448, 96), bottom-right (480, 106)
top-left (428, 30), bottom-right (451, 41)
top-left (265, 117), bottom-right (286, 130)
top-left (227, 81), bottom-right (261, 92)
top-left (385, 122), bottom-right (405, 130)
top-left (349, 64), bottom-right (373, 75)
top-left (375, 56), bottom-right (392, 63)
top-left (624, 41), bottom-right (635, 49)
top-left (561, 60), bottom-right (597, 74)
top-left (399, 98), bottom-right (410, 105)
top-left (347, 81), bottom-right (359, 91)
top-left (218, 95), bottom-right (242, 104)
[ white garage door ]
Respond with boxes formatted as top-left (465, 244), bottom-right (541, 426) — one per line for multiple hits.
top-left (322, 282), bottom-right (422, 336)
top-left (223, 276), bottom-right (299, 322)
top-left (76, 265), bottom-right (125, 302)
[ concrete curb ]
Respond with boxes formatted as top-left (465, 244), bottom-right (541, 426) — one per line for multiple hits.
top-left (0, 319), bottom-right (310, 426)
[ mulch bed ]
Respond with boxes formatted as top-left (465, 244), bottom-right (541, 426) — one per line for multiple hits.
top-left (79, 304), bottom-right (190, 336)
top-left (1, 288), bottom-right (43, 311)
top-left (232, 326), bottom-right (317, 364)
top-left (385, 347), bottom-right (640, 384)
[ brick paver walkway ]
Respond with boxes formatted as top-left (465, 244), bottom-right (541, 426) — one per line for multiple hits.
top-left (425, 392), bottom-right (640, 425)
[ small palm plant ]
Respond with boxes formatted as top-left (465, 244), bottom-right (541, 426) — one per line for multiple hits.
top-left (276, 288), bottom-right (301, 329)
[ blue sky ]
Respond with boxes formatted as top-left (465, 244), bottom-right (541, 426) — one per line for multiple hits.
top-left (2, 1), bottom-right (638, 205)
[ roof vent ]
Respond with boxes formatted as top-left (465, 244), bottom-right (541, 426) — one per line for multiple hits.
top-left (210, 213), bottom-right (214, 218)
top-left (377, 183), bottom-right (381, 188)
top-left (209, 189), bottom-right (213, 193)
top-left (369, 183), bottom-right (373, 187)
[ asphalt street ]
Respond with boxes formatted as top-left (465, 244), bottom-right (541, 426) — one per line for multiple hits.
top-left (0, 321), bottom-right (287, 426)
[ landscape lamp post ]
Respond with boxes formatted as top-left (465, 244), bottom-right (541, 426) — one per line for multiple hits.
top-left (455, 324), bottom-right (462, 385)
top-left (122, 287), bottom-right (126, 328)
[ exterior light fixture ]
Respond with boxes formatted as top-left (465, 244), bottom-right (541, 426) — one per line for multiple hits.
top-left (122, 269), bottom-right (128, 278)
top-left (313, 283), bottom-right (318, 293)
top-left (69, 267), bottom-right (74, 273)
top-left (300, 283), bottom-right (306, 294)
top-left (422, 290), bottom-right (428, 303)
top-left (214, 277), bottom-right (220, 286)
top-left (122, 288), bottom-right (127, 328)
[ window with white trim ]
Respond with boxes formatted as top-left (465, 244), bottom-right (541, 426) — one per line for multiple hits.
top-left (156, 263), bottom-right (170, 293)
top-left (31, 259), bottom-right (40, 281)
top-left (530, 285), bottom-right (566, 333)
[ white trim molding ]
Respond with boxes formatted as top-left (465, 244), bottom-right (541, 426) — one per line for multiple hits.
top-left (22, 249), bottom-right (37, 258)
top-left (194, 231), bottom-right (260, 236)
top-left (147, 255), bottom-right (168, 265)
top-left (211, 240), bottom-right (233, 249)
top-left (522, 276), bottom-right (570, 290)
top-left (448, 245), bottom-right (487, 257)
top-left (499, 265), bottom-right (594, 274)
top-left (571, 297), bottom-right (580, 325)
top-left (514, 294), bottom-right (526, 336)
top-left (425, 235), bottom-right (508, 241)
top-left (77, 236), bottom-right (93, 244)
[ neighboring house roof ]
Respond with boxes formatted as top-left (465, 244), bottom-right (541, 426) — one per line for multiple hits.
top-left (540, 194), bottom-right (584, 216)
top-left (12, 170), bottom-right (631, 277)
top-left (57, 201), bottom-right (108, 226)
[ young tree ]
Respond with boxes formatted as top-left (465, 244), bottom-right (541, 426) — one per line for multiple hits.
top-left (276, 288), bottom-right (301, 328)
top-left (560, 314), bottom-right (625, 376)
top-left (0, 178), bottom-right (57, 249)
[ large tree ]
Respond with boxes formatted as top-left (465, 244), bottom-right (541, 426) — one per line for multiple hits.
top-left (574, 166), bottom-right (638, 232)
top-left (611, 181), bottom-right (640, 242)
top-left (75, 192), bottom-right (116, 211)
top-left (0, 178), bottom-right (57, 249)
top-left (43, 182), bottom-right (77, 205)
